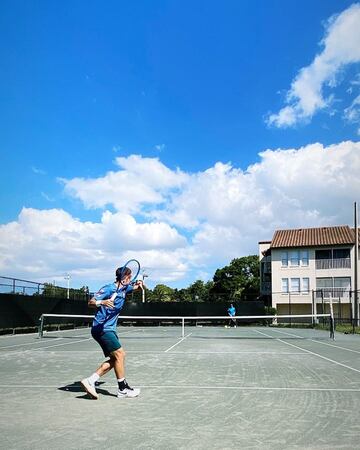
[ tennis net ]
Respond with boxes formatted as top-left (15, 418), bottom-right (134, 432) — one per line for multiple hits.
top-left (38, 313), bottom-right (335, 340)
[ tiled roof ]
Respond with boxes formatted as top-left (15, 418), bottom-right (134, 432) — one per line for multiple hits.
top-left (270, 226), bottom-right (355, 248)
top-left (350, 227), bottom-right (360, 242)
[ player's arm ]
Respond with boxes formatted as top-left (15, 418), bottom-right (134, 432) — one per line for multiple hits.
top-left (132, 280), bottom-right (145, 291)
top-left (88, 287), bottom-right (114, 309)
top-left (88, 297), bottom-right (114, 309)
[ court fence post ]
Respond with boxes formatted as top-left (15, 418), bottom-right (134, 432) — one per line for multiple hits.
top-left (182, 317), bottom-right (185, 338)
top-left (311, 290), bottom-right (315, 326)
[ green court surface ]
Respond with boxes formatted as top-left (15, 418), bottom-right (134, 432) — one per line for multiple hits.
top-left (0, 324), bottom-right (360, 449)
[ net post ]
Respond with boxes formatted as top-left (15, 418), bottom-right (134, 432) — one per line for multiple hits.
top-left (38, 314), bottom-right (44, 339)
top-left (182, 317), bottom-right (185, 338)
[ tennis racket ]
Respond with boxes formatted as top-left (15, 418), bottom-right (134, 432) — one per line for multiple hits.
top-left (117, 259), bottom-right (141, 287)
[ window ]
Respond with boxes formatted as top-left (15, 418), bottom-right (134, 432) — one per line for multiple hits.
top-left (316, 277), bottom-right (351, 298)
top-left (333, 249), bottom-right (350, 259)
top-left (281, 278), bottom-right (289, 293)
top-left (281, 252), bottom-right (288, 267)
top-left (316, 277), bottom-right (332, 289)
top-left (301, 250), bottom-right (309, 266)
top-left (290, 251), bottom-right (300, 266)
top-left (334, 277), bottom-right (351, 296)
top-left (290, 278), bottom-right (300, 292)
top-left (302, 278), bottom-right (310, 293)
top-left (316, 277), bottom-right (332, 297)
top-left (315, 249), bottom-right (331, 260)
top-left (333, 277), bottom-right (351, 288)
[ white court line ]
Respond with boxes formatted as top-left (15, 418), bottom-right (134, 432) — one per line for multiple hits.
top-left (0, 332), bottom-right (38, 339)
top-left (269, 328), bottom-right (360, 354)
top-left (254, 329), bottom-right (360, 374)
top-left (0, 338), bottom-right (93, 355)
top-left (161, 351), bottom-right (306, 355)
top-left (164, 333), bottom-right (192, 352)
top-left (0, 384), bottom-right (359, 392)
top-left (30, 350), bottom-right (307, 355)
top-left (0, 337), bottom-right (94, 357)
top-left (0, 338), bottom-right (62, 349)
top-left (0, 328), bottom-right (141, 356)
top-left (29, 328), bottom-right (148, 352)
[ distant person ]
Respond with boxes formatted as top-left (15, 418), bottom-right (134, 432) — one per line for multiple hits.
top-left (81, 267), bottom-right (144, 400)
top-left (227, 303), bottom-right (237, 328)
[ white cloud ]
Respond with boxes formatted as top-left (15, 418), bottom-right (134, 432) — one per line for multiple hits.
top-left (154, 144), bottom-right (166, 152)
top-left (0, 207), bottom-right (187, 288)
top-left (2, 141), bottom-right (360, 290)
top-left (41, 192), bottom-right (55, 202)
top-left (31, 166), bottom-right (46, 175)
top-left (60, 155), bottom-right (188, 214)
top-left (344, 94), bottom-right (360, 123)
top-left (267, 3), bottom-right (360, 128)
top-left (100, 211), bottom-right (186, 251)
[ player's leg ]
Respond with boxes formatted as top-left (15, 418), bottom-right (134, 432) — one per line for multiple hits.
top-left (81, 331), bottom-right (117, 399)
top-left (111, 347), bottom-right (126, 379)
top-left (111, 348), bottom-right (140, 399)
top-left (95, 358), bottom-right (115, 376)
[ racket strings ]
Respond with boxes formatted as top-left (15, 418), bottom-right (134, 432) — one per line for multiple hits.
top-left (120, 259), bottom-right (140, 286)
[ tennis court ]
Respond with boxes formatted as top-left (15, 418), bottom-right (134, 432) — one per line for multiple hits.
top-left (1, 319), bottom-right (360, 449)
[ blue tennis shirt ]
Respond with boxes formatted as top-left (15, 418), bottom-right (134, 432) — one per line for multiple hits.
top-left (227, 306), bottom-right (236, 317)
top-left (92, 282), bottom-right (133, 332)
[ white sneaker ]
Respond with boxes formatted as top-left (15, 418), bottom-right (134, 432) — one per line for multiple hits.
top-left (117, 382), bottom-right (140, 399)
top-left (81, 378), bottom-right (99, 399)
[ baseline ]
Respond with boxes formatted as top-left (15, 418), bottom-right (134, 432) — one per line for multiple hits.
top-left (0, 384), bottom-right (359, 393)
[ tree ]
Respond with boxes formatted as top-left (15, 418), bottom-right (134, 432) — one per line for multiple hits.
top-left (188, 280), bottom-right (209, 302)
top-left (173, 288), bottom-right (192, 302)
top-left (152, 284), bottom-right (174, 302)
top-left (210, 255), bottom-right (260, 301)
top-left (40, 283), bottom-right (89, 300)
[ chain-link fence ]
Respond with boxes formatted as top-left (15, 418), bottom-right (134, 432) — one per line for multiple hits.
top-left (0, 276), bottom-right (91, 301)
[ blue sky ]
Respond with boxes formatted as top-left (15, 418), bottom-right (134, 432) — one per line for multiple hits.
top-left (1, 1), bottom-right (360, 291)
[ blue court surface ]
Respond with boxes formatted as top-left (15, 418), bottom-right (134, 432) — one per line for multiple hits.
top-left (0, 324), bottom-right (360, 449)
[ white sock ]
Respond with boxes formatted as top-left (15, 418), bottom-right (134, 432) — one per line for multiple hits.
top-left (117, 377), bottom-right (125, 383)
top-left (88, 373), bottom-right (100, 385)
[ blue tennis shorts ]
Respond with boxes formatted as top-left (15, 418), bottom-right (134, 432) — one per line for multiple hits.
top-left (91, 329), bottom-right (121, 357)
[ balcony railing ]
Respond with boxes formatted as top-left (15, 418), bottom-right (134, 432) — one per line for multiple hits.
top-left (315, 288), bottom-right (350, 299)
top-left (315, 258), bottom-right (351, 270)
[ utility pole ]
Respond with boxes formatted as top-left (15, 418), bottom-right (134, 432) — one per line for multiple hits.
top-left (64, 273), bottom-right (71, 300)
top-left (354, 202), bottom-right (359, 327)
top-left (141, 273), bottom-right (148, 303)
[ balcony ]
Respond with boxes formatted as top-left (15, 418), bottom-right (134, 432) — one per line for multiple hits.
top-left (315, 288), bottom-right (350, 299)
top-left (315, 258), bottom-right (351, 270)
top-left (261, 281), bottom-right (271, 293)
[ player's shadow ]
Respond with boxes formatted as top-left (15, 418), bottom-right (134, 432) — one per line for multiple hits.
top-left (58, 381), bottom-right (117, 399)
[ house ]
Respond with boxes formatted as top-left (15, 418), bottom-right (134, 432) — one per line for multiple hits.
top-left (259, 225), bottom-right (359, 319)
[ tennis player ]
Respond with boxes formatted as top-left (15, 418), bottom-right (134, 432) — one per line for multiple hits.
top-left (81, 267), bottom-right (144, 400)
top-left (227, 303), bottom-right (237, 328)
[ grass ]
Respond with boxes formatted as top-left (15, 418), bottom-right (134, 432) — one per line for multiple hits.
top-left (334, 323), bottom-right (360, 335)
